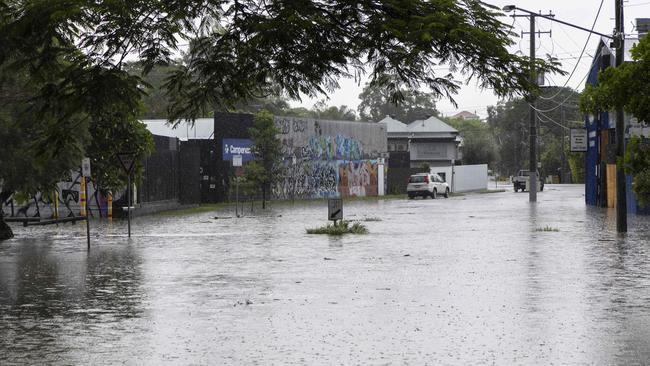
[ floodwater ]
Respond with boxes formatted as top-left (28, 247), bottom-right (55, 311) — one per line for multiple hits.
top-left (1, 184), bottom-right (650, 365)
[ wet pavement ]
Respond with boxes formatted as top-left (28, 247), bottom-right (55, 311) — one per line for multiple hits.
top-left (1, 184), bottom-right (650, 365)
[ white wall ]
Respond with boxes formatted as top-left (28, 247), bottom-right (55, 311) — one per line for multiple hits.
top-left (432, 164), bottom-right (488, 193)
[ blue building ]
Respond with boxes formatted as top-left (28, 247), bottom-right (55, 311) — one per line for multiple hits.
top-left (584, 35), bottom-right (650, 214)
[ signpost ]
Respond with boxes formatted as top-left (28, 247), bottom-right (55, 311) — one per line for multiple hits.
top-left (81, 158), bottom-right (91, 249)
top-left (233, 155), bottom-right (242, 217)
top-left (570, 128), bottom-right (588, 152)
top-left (328, 198), bottom-right (343, 224)
top-left (117, 152), bottom-right (136, 237)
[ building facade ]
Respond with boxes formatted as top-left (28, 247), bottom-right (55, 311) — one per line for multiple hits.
top-left (584, 36), bottom-right (650, 214)
top-left (379, 115), bottom-right (460, 169)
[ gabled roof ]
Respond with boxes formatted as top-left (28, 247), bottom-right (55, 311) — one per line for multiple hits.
top-left (408, 116), bottom-right (458, 134)
top-left (378, 115), bottom-right (409, 133)
top-left (380, 115), bottom-right (458, 139)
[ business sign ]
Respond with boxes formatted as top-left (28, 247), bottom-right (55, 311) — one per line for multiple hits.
top-left (81, 158), bottom-right (91, 177)
top-left (222, 139), bottom-right (254, 162)
top-left (570, 129), bottom-right (588, 152)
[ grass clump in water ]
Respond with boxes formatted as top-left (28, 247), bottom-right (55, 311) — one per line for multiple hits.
top-left (535, 226), bottom-right (559, 232)
top-left (306, 220), bottom-right (368, 235)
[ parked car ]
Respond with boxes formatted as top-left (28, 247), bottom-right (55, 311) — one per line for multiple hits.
top-left (511, 170), bottom-right (544, 192)
top-left (407, 173), bottom-right (450, 199)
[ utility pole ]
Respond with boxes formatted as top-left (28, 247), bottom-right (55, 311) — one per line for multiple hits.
top-left (560, 106), bottom-right (566, 184)
top-left (615, 0), bottom-right (627, 232)
top-left (528, 14), bottom-right (538, 202)
top-left (505, 8), bottom-right (552, 202)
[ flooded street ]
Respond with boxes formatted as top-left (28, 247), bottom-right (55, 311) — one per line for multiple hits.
top-left (2, 184), bottom-right (650, 365)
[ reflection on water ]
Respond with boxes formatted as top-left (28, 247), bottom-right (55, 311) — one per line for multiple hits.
top-left (1, 185), bottom-right (649, 364)
top-left (0, 239), bottom-right (145, 364)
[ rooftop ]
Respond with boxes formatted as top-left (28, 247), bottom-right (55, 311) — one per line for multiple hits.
top-left (142, 118), bottom-right (214, 140)
top-left (378, 115), bottom-right (458, 139)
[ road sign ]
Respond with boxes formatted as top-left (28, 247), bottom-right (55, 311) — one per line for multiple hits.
top-left (233, 154), bottom-right (243, 167)
top-left (81, 158), bottom-right (91, 177)
top-left (328, 198), bottom-right (343, 221)
top-left (570, 129), bottom-right (588, 152)
top-left (117, 152), bottom-right (136, 174)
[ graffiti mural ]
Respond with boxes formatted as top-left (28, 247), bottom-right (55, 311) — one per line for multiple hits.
top-left (1, 171), bottom-right (122, 219)
top-left (272, 116), bottom-right (387, 200)
top-left (302, 135), bottom-right (364, 161)
top-left (273, 159), bottom-right (380, 199)
top-left (339, 160), bottom-right (379, 197)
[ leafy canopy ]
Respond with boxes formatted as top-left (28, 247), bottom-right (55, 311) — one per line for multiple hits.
top-left (165, 0), bottom-right (562, 123)
top-left (3, 0), bottom-right (563, 128)
top-left (0, 2), bottom-right (156, 197)
top-left (358, 76), bottom-right (439, 122)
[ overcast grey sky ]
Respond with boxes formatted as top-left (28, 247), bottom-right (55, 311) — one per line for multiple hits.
top-left (292, 0), bottom-right (650, 119)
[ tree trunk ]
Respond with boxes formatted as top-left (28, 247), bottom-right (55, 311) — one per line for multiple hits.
top-left (0, 191), bottom-right (14, 240)
top-left (0, 214), bottom-right (13, 241)
top-left (262, 185), bottom-right (266, 209)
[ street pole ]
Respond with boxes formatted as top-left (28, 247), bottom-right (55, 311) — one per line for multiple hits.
top-left (615, 0), bottom-right (627, 233)
top-left (127, 173), bottom-right (131, 237)
top-left (561, 106), bottom-right (566, 184)
top-left (85, 177), bottom-right (90, 249)
top-left (528, 14), bottom-right (538, 202)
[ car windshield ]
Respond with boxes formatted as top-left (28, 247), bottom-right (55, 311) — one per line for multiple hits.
top-left (410, 175), bottom-right (426, 183)
top-left (520, 170), bottom-right (530, 176)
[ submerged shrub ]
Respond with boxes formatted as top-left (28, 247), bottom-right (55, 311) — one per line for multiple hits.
top-left (306, 220), bottom-right (368, 235)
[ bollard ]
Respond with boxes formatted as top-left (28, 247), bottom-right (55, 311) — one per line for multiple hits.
top-left (107, 191), bottom-right (113, 222)
top-left (80, 178), bottom-right (86, 217)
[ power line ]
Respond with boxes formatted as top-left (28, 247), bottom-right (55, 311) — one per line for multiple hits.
top-left (529, 55), bottom-right (596, 114)
top-left (537, 110), bottom-right (583, 132)
top-left (539, 0), bottom-right (605, 101)
top-left (537, 110), bottom-right (570, 130)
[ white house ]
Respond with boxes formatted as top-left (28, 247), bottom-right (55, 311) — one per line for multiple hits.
top-left (379, 115), bottom-right (461, 168)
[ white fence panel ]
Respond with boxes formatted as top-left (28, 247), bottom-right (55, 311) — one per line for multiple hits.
top-left (431, 164), bottom-right (488, 193)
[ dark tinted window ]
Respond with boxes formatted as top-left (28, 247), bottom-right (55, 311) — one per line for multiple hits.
top-left (410, 175), bottom-right (426, 183)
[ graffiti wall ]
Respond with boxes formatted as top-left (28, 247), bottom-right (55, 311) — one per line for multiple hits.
top-left (273, 117), bottom-right (387, 199)
top-left (1, 171), bottom-right (121, 219)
